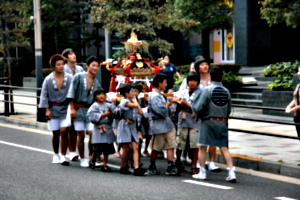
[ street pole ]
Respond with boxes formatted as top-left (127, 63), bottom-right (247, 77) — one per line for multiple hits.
top-left (33, 0), bottom-right (45, 122)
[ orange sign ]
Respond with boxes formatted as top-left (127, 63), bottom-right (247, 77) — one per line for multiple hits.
top-left (226, 32), bottom-right (233, 48)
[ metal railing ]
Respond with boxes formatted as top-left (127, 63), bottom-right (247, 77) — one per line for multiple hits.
top-left (0, 83), bottom-right (299, 140)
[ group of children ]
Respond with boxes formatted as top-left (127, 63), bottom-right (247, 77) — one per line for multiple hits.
top-left (39, 51), bottom-right (237, 182)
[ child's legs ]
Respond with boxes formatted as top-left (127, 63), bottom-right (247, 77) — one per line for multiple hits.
top-left (191, 148), bottom-right (198, 168)
top-left (198, 145), bottom-right (208, 168)
top-left (103, 154), bottom-right (109, 166)
top-left (176, 128), bottom-right (188, 163)
top-left (88, 130), bottom-right (93, 157)
top-left (163, 129), bottom-right (176, 161)
top-left (188, 128), bottom-right (199, 168)
top-left (131, 141), bottom-right (140, 169)
top-left (219, 146), bottom-right (233, 168)
top-left (121, 144), bottom-right (130, 167)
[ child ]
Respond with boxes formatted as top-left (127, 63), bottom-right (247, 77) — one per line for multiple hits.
top-left (39, 54), bottom-right (73, 165)
top-left (117, 84), bottom-right (147, 176)
top-left (87, 88), bottom-right (116, 172)
top-left (147, 73), bottom-right (179, 176)
top-left (175, 72), bottom-right (201, 174)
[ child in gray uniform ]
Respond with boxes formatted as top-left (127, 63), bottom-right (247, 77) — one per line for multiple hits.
top-left (87, 88), bottom-right (116, 172)
top-left (117, 84), bottom-right (147, 176)
top-left (147, 73), bottom-right (179, 176)
top-left (39, 54), bottom-right (73, 165)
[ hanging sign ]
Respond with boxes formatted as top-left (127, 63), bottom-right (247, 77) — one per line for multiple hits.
top-left (226, 32), bottom-right (233, 48)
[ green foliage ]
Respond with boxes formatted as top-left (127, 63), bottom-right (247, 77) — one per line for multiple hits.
top-left (222, 71), bottom-right (242, 84)
top-left (31, 68), bottom-right (53, 78)
top-left (277, 159), bottom-right (284, 163)
top-left (211, 64), bottom-right (242, 74)
top-left (90, 0), bottom-right (198, 56)
top-left (262, 61), bottom-right (300, 90)
top-left (260, 0), bottom-right (300, 28)
top-left (169, 0), bottom-right (234, 33)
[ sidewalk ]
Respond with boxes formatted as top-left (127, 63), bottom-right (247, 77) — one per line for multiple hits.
top-left (0, 89), bottom-right (299, 179)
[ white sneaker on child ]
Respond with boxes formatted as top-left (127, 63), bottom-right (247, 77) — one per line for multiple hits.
top-left (192, 167), bottom-right (207, 180)
top-left (52, 154), bottom-right (60, 164)
top-left (80, 158), bottom-right (89, 167)
top-left (226, 167), bottom-right (237, 183)
top-left (68, 152), bottom-right (79, 161)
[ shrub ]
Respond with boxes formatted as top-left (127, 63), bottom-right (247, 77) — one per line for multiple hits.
top-left (31, 68), bottom-right (53, 77)
top-left (262, 61), bottom-right (300, 90)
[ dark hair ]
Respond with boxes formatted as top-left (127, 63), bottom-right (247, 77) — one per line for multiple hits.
top-left (186, 71), bottom-right (200, 85)
top-left (61, 48), bottom-right (74, 59)
top-left (49, 54), bottom-right (65, 68)
top-left (152, 73), bottom-right (168, 88)
top-left (210, 66), bottom-right (223, 82)
top-left (118, 83), bottom-right (132, 97)
top-left (194, 57), bottom-right (209, 73)
top-left (93, 88), bottom-right (106, 99)
top-left (131, 83), bottom-right (143, 92)
top-left (86, 56), bottom-right (99, 66)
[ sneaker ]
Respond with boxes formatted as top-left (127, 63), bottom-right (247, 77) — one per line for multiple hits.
top-left (133, 167), bottom-right (147, 176)
top-left (89, 161), bottom-right (95, 169)
top-left (166, 165), bottom-right (180, 176)
top-left (147, 165), bottom-right (161, 175)
top-left (192, 167), bottom-right (207, 180)
top-left (80, 158), bottom-right (89, 167)
top-left (208, 162), bottom-right (221, 172)
top-left (68, 152), bottom-right (79, 161)
top-left (101, 165), bottom-right (112, 172)
top-left (175, 161), bottom-right (185, 174)
top-left (52, 154), bottom-right (60, 164)
top-left (226, 167), bottom-right (237, 183)
top-left (120, 167), bottom-right (132, 174)
top-left (129, 165), bottom-right (134, 173)
top-left (60, 155), bottom-right (70, 166)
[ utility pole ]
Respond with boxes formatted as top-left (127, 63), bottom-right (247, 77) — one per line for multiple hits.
top-left (33, 0), bottom-right (45, 122)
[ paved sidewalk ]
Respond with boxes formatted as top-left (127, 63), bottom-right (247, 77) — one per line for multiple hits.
top-left (0, 89), bottom-right (299, 178)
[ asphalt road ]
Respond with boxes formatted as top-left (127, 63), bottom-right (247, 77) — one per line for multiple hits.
top-left (0, 124), bottom-right (299, 200)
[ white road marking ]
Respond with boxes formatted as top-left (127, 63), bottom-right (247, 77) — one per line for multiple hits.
top-left (274, 197), bottom-right (298, 200)
top-left (0, 140), bottom-right (53, 154)
top-left (182, 180), bottom-right (233, 190)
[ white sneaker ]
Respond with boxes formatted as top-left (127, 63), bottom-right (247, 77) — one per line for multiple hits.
top-left (80, 158), bottom-right (89, 167)
top-left (60, 155), bottom-right (70, 166)
top-left (68, 152), bottom-right (79, 161)
top-left (226, 167), bottom-right (237, 183)
top-left (52, 154), bottom-right (60, 164)
top-left (208, 162), bottom-right (221, 172)
top-left (192, 167), bottom-right (207, 180)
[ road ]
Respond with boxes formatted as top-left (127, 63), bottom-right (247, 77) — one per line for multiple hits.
top-left (0, 124), bottom-right (299, 200)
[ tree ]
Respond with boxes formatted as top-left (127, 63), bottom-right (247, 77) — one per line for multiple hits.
top-left (260, 0), bottom-right (300, 28)
top-left (0, 0), bottom-right (30, 114)
top-left (25, 0), bottom-right (103, 63)
top-left (90, 0), bottom-right (199, 57)
top-left (169, 0), bottom-right (234, 60)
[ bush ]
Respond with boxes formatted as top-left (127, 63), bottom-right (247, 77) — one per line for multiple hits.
top-left (262, 61), bottom-right (300, 90)
top-left (211, 64), bottom-right (242, 74)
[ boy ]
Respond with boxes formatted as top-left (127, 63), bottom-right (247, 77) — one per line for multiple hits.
top-left (39, 54), bottom-right (73, 165)
top-left (87, 88), bottom-right (116, 172)
top-left (175, 72), bottom-right (201, 174)
top-left (62, 48), bottom-right (84, 161)
top-left (192, 66), bottom-right (236, 183)
top-left (147, 73), bottom-right (179, 176)
top-left (67, 56), bottom-right (101, 167)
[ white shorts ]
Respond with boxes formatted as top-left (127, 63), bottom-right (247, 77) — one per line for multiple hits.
top-left (73, 121), bottom-right (94, 131)
top-left (48, 118), bottom-right (71, 131)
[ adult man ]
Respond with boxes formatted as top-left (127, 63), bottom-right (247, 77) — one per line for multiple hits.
top-left (192, 66), bottom-right (236, 182)
top-left (67, 56), bottom-right (101, 167)
top-left (62, 48), bottom-right (85, 161)
top-left (62, 48), bottom-right (85, 75)
top-left (39, 54), bottom-right (73, 165)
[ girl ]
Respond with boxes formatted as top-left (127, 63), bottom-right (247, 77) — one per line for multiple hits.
top-left (117, 84), bottom-right (147, 176)
top-left (87, 88), bottom-right (116, 172)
